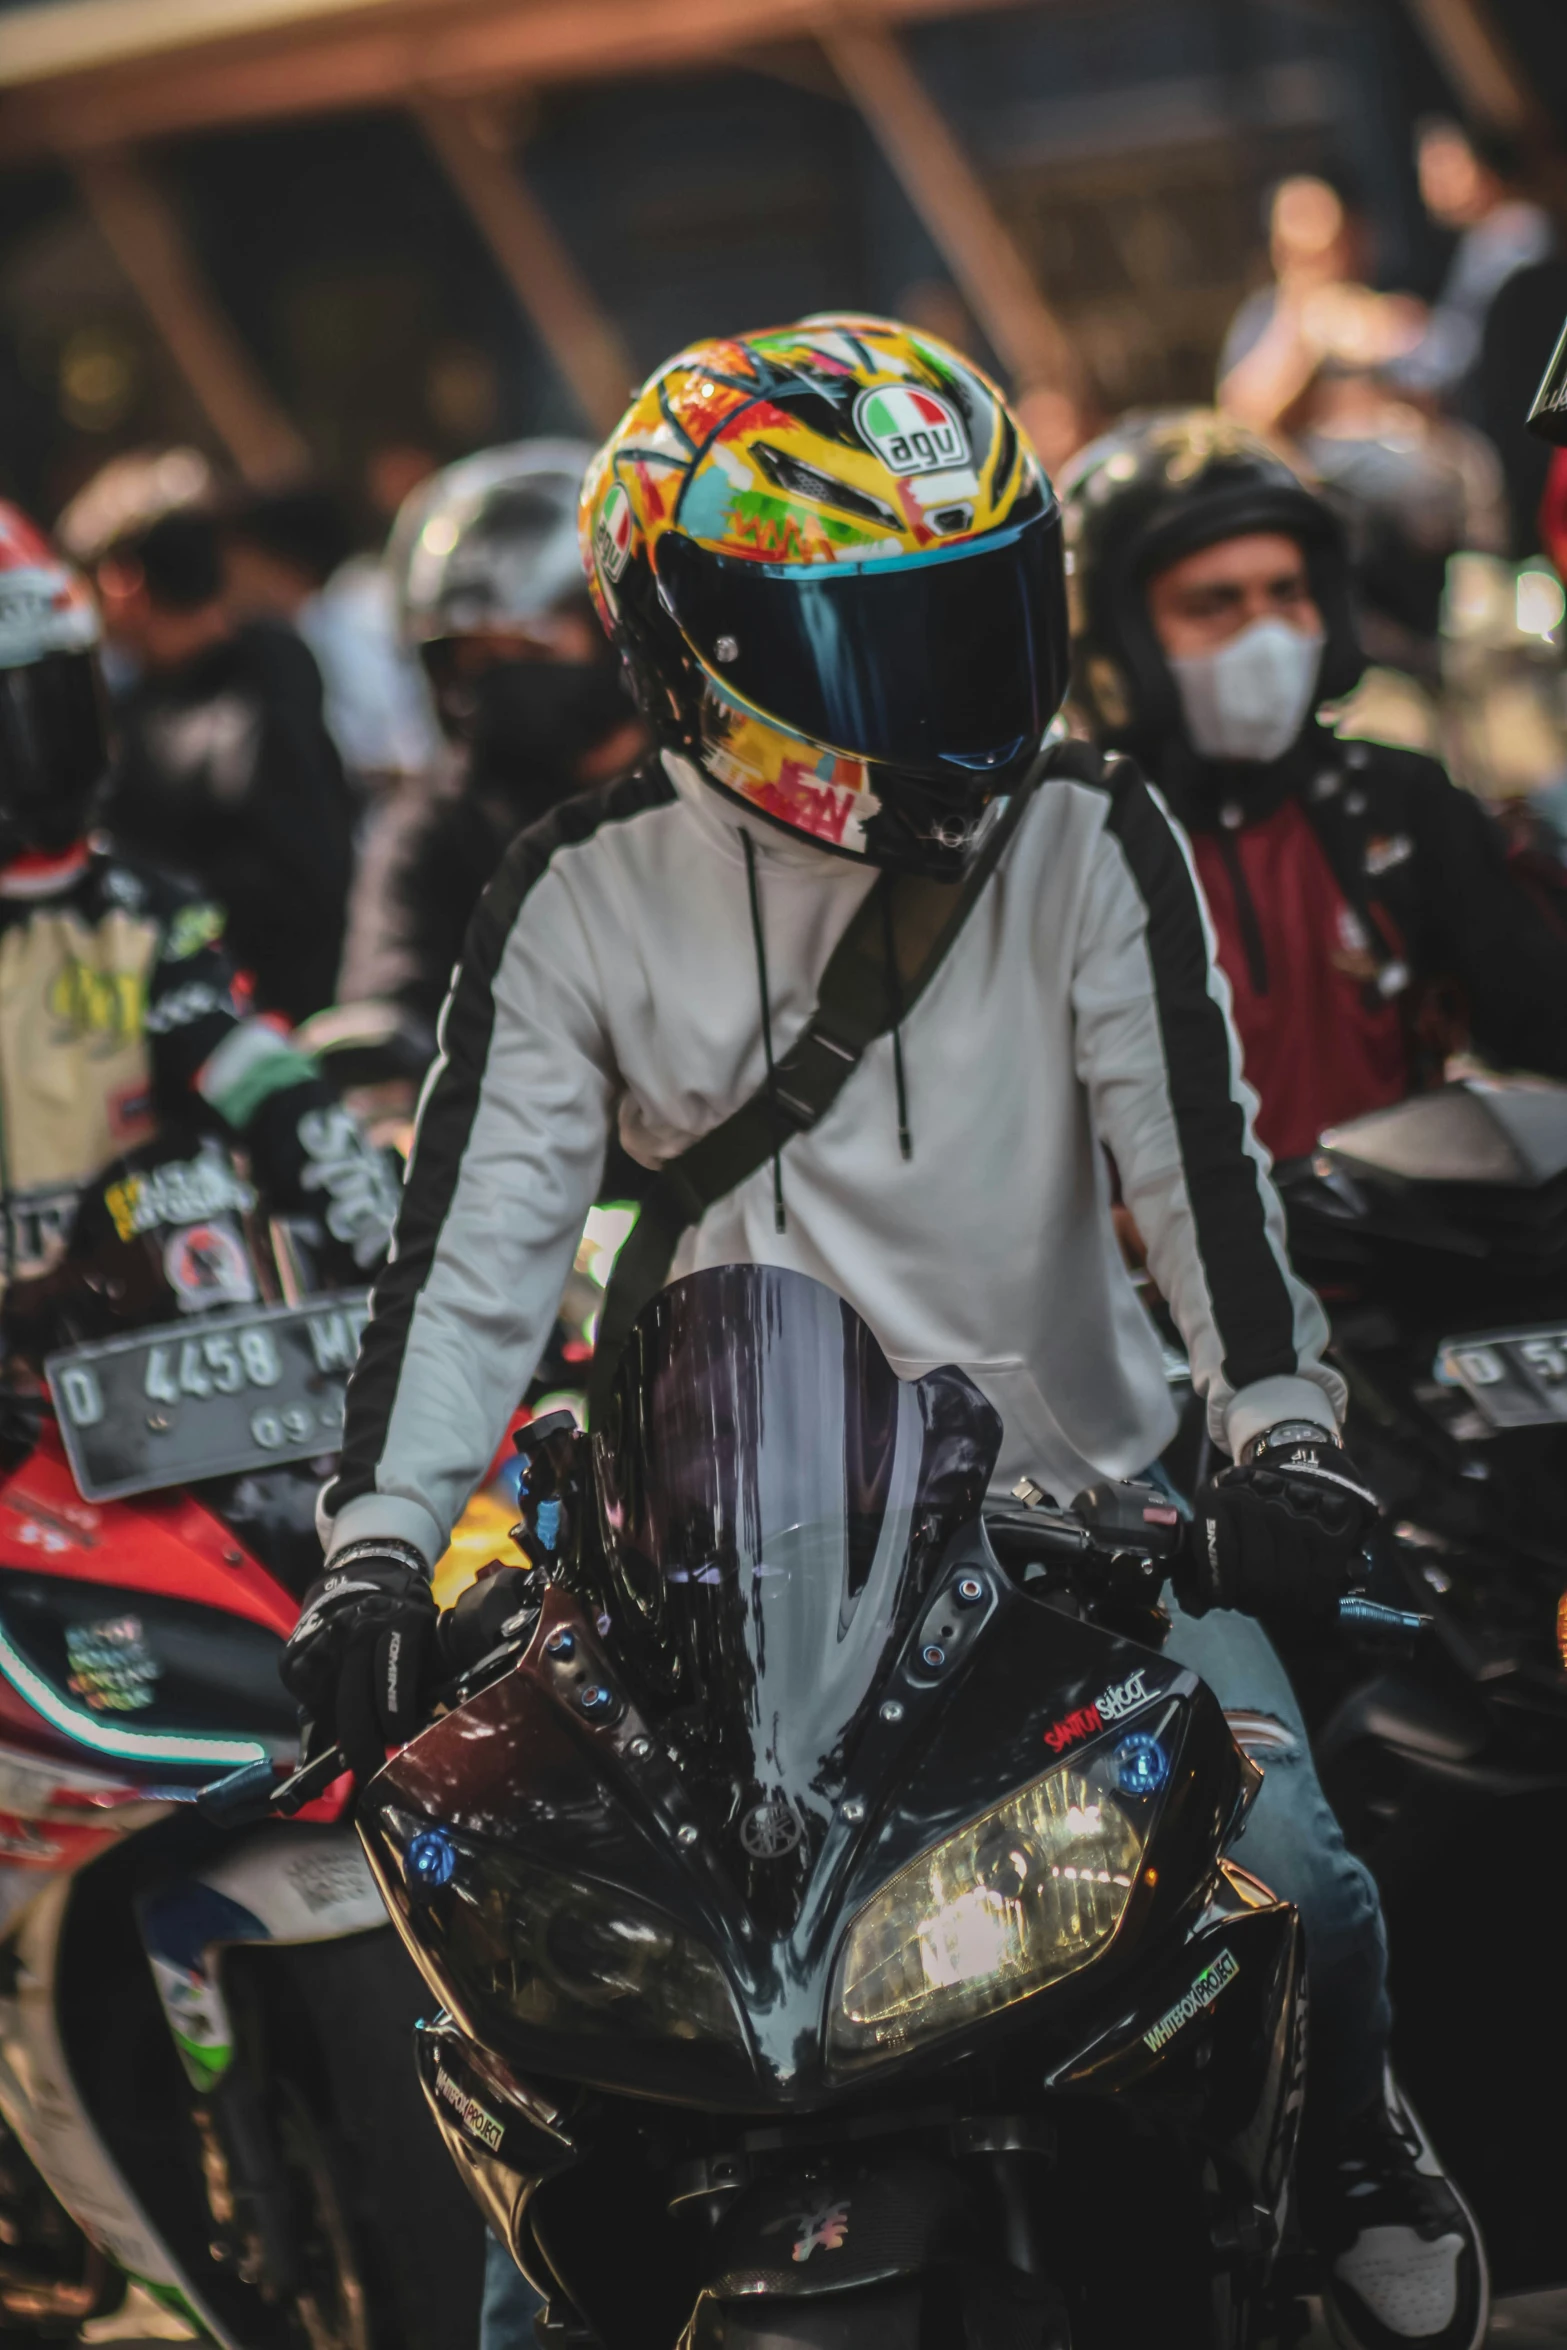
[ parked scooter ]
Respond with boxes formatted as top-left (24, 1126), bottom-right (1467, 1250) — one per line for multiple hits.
top-left (0, 1132), bottom-right (482, 2346)
top-left (334, 1263), bottom-right (1414, 2350)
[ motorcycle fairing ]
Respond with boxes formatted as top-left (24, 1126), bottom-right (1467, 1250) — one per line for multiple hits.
top-left (413, 2014), bottom-right (579, 2300)
top-left (1322, 1079), bottom-right (1567, 1190)
top-left (1045, 1890), bottom-right (1304, 2215)
top-left (0, 1873), bottom-right (239, 2345)
top-left (364, 1560), bottom-right (1247, 2109)
top-left (138, 1824), bottom-right (388, 2090)
top-left (680, 2275), bottom-right (1069, 2350)
top-left (407, 1886), bottom-right (1300, 2331)
top-left (0, 1421), bottom-right (294, 1636)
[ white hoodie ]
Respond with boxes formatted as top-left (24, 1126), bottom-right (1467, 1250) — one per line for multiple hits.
top-left (322, 747), bottom-right (1342, 1566)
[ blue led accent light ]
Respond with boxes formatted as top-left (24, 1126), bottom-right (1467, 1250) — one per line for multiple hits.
top-left (1116, 1733), bottom-right (1169, 1797)
top-left (407, 1828), bottom-right (457, 1889)
top-left (535, 1500), bottom-right (560, 1552)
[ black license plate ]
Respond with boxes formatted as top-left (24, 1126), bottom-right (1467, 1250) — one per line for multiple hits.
top-left (46, 1294), bottom-right (371, 1502)
top-left (1435, 1324), bottom-right (1567, 1431)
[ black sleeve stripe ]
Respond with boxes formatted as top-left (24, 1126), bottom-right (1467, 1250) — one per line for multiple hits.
top-left (325, 763), bottom-right (676, 1521)
top-left (1099, 758), bottom-right (1303, 1393)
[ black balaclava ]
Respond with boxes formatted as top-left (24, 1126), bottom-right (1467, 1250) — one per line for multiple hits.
top-left (466, 656), bottom-right (632, 806)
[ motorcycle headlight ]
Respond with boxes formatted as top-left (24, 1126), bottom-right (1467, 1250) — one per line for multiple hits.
top-left (829, 1749), bottom-right (1149, 2066)
top-left (373, 1811), bottom-right (748, 2058)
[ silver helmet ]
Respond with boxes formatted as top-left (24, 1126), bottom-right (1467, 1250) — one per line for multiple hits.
top-left (389, 439), bottom-right (595, 648)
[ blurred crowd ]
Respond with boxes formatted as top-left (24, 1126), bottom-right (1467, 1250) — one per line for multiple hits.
top-left (36, 114), bottom-right (1567, 1040)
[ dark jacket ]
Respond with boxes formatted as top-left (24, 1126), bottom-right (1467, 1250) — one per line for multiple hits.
top-left (390, 784), bottom-right (518, 1028)
top-left (1151, 726), bottom-right (1567, 1162)
top-left (104, 620), bottom-right (354, 1023)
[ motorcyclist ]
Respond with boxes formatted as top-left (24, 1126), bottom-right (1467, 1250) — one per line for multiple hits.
top-left (0, 501), bottom-right (398, 1321)
top-left (1059, 409), bottom-right (1567, 1163)
top-left (57, 456), bottom-right (357, 1026)
top-left (282, 320), bottom-right (1487, 2350)
top-left (381, 442), bottom-right (645, 1024)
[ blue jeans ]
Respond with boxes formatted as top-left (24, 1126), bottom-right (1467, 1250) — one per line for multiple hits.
top-left (1162, 1594), bottom-right (1391, 2126)
top-left (481, 2234), bottom-right (543, 2350)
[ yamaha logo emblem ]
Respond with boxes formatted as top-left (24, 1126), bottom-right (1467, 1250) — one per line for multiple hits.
top-left (739, 1800), bottom-right (803, 1859)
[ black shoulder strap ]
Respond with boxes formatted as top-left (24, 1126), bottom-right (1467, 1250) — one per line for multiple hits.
top-left (587, 756), bottom-right (1050, 1424)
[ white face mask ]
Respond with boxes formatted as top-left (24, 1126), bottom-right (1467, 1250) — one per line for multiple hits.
top-left (1167, 617), bottom-right (1326, 765)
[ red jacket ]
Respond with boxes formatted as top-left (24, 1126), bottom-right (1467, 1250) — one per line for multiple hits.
top-left (1160, 732), bottom-right (1567, 1164)
top-left (1192, 799), bottom-right (1409, 1161)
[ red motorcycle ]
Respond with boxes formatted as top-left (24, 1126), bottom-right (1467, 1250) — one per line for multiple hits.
top-left (0, 1134), bottom-right (481, 2348)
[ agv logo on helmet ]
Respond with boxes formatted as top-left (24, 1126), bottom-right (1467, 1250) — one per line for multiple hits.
top-left (595, 482), bottom-right (633, 585)
top-left (853, 385), bottom-right (968, 478)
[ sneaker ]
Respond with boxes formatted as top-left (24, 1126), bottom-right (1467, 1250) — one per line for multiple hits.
top-left (1311, 2067), bottom-right (1489, 2350)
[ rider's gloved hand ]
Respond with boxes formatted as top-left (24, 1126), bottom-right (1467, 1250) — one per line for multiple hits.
top-left (281, 1540), bottom-right (437, 1788)
top-left (1181, 1422), bottom-right (1378, 1623)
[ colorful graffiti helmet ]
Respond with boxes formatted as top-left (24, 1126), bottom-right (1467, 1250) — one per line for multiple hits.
top-left (579, 315), bottom-right (1068, 876)
top-left (1058, 410), bottom-right (1361, 753)
top-left (0, 502), bottom-right (108, 863)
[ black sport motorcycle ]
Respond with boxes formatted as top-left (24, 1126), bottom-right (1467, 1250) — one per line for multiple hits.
top-left (330, 1261), bottom-right (1408, 2350)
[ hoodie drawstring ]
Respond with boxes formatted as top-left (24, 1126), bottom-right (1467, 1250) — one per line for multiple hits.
top-left (879, 873), bottom-right (912, 1160)
top-left (740, 830), bottom-right (787, 1234)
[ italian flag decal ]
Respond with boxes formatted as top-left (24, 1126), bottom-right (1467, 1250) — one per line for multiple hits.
top-left (853, 384), bottom-right (968, 476)
top-left (595, 481), bottom-right (633, 582)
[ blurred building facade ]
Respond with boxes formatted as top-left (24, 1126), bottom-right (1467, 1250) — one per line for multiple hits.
top-left (0, 0), bottom-right (1562, 531)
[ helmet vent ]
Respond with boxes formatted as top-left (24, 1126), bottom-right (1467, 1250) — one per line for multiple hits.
top-left (751, 444), bottom-right (900, 531)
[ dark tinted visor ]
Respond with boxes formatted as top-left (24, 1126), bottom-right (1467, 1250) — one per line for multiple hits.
top-left (0, 652), bottom-right (108, 818)
top-left (657, 505), bottom-right (1066, 775)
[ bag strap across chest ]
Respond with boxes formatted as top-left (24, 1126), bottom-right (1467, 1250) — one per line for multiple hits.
top-left (586, 758), bottom-right (1048, 1424)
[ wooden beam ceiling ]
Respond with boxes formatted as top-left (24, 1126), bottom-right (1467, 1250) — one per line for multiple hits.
top-left (75, 150), bottom-right (310, 480)
top-left (822, 21), bottom-right (1085, 403)
top-left (416, 96), bottom-right (637, 435)
top-left (0, 0), bottom-right (1034, 164)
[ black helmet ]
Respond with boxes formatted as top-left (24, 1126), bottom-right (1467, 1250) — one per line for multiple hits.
top-left (0, 503), bottom-right (110, 863)
top-left (1058, 410), bottom-right (1362, 753)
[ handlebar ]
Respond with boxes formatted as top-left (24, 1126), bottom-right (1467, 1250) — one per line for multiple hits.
top-left (196, 1484), bottom-right (1432, 1824)
top-left (1334, 1594), bottom-right (1430, 1650)
top-left (194, 1742), bottom-right (348, 1826)
top-left (985, 1488), bottom-right (1431, 1654)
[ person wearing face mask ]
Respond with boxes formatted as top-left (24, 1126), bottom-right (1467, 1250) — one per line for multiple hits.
top-left (1061, 411), bottom-right (1567, 1165)
top-left (382, 443), bottom-right (646, 1025)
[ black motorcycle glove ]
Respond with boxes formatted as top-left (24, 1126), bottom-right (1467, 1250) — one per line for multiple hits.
top-left (1182, 1425), bottom-right (1378, 1623)
top-left (280, 1541), bottom-right (438, 1788)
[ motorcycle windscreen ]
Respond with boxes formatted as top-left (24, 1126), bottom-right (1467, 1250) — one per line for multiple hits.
top-left (592, 1266), bottom-right (1000, 1836)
